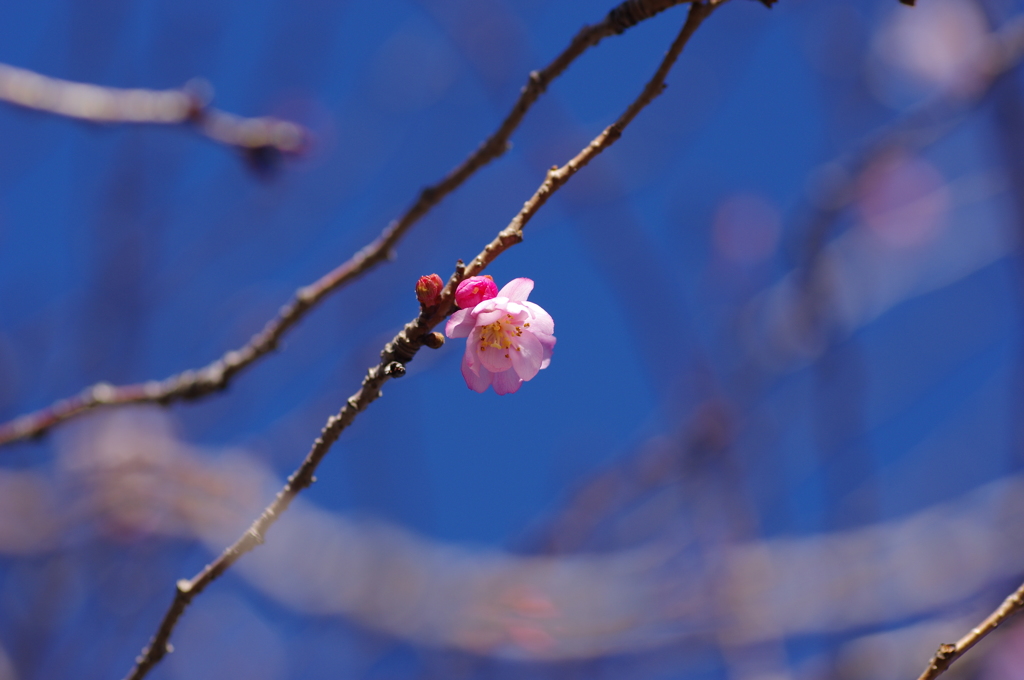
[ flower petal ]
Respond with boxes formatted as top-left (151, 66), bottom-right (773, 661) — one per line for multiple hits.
top-left (510, 330), bottom-right (544, 381)
top-left (463, 328), bottom-right (483, 371)
top-left (498, 278), bottom-right (534, 302)
top-left (445, 309), bottom-right (474, 338)
top-left (492, 369), bottom-right (522, 395)
top-left (478, 342), bottom-right (513, 373)
top-left (522, 301), bottom-right (554, 335)
top-left (534, 332), bottom-right (555, 369)
top-left (535, 332), bottom-right (556, 355)
top-left (504, 302), bottom-right (531, 325)
top-left (475, 308), bottom-right (506, 326)
top-left (461, 348), bottom-right (493, 393)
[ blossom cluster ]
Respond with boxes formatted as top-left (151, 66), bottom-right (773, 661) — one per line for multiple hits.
top-left (445, 277), bottom-right (555, 395)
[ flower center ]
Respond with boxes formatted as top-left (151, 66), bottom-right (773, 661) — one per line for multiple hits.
top-left (479, 314), bottom-right (525, 357)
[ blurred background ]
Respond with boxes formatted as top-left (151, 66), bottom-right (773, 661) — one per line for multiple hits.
top-left (2, 0), bottom-right (1024, 678)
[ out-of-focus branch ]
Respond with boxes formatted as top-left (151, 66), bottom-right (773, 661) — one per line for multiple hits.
top-left (740, 12), bottom-right (1024, 375)
top-left (0, 0), bottom-right (702, 449)
top-left (39, 408), bottom-right (1023, 663)
top-left (120, 4), bottom-right (721, 679)
top-left (915, 580), bottom-right (1024, 680)
top-left (0, 63), bottom-right (307, 158)
top-left (797, 13), bottom-right (1024, 279)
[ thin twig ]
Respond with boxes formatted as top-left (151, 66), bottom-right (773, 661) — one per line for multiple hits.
top-left (915, 578), bottom-right (1024, 680)
top-left (0, 0), bottom-right (699, 449)
top-left (910, 11), bottom-right (1024, 677)
top-left (120, 4), bottom-right (720, 679)
top-left (0, 63), bottom-right (307, 158)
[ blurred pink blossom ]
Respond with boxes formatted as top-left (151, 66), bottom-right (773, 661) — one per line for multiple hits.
top-left (868, 0), bottom-right (989, 104)
top-left (446, 278), bottom-right (555, 395)
top-left (856, 152), bottom-right (948, 250)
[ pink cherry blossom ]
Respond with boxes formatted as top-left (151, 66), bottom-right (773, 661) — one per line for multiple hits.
top-left (455, 275), bottom-right (498, 309)
top-left (445, 277), bottom-right (555, 395)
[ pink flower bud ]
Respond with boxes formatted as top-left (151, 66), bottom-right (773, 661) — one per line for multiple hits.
top-left (455, 275), bottom-right (497, 309)
top-left (415, 274), bottom-right (444, 307)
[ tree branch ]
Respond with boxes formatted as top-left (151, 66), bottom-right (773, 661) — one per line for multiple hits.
top-left (915, 578), bottom-right (1024, 680)
top-left (120, 3), bottom-right (720, 678)
top-left (0, 63), bottom-right (307, 159)
top-left (0, 0), bottom-right (700, 449)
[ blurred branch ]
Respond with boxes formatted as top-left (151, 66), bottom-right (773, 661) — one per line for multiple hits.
top-left (0, 0), bottom-right (703, 449)
top-left (521, 399), bottom-right (735, 554)
top-left (796, 13), bottom-right (1024, 280)
top-left (739, 11), bottom-right (1024, 374)
top-left (120, 4), bottom-right (721, 678)
top-left (915, 580), bottom-right (1024, 680)
top-left (0, 63), bottom-right (307, 159)
top-left (66, 411), bottom-right (1023, 662)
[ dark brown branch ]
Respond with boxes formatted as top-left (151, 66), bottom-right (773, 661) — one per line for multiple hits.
top-left (915, 578), bottom-right (1024, 680)
top-left (0, 63), bottom-right (307, 155)
top-left (0, 0), bottom-right (699, 449)
top-left (120, 4), bottom-right (719, 679)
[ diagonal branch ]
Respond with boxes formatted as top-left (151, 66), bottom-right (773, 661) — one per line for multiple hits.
top-left (0, 0), bottom-right (699, 449)
top-left (915, 578), bottom-right (1024, 680)
top-left (0, 63), bottom-right (307, 158)
top-left (120, 3), bottom-right (721, 679)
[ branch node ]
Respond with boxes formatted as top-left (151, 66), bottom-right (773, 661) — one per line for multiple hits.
top-left (423, 332), bottom-right (445, 349)
top-left (91, 382), bottom-right (116, 404)
top-left (607, 0), bottom-right (676, 35)
top-left (384, 361), bottom-right (406, 378)
top-left (182, 77), bottom-right (213, 120)
top-left (389, 335), bottom-right (419, 364)
top-left (420, 186), bottom-right (440, 203)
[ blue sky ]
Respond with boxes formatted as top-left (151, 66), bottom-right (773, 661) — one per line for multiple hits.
top-left (2, 1), bottom-right (1024, 678)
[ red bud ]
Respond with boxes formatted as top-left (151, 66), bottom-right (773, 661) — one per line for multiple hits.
top-left (415, 274), bottom-right (444, 307)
